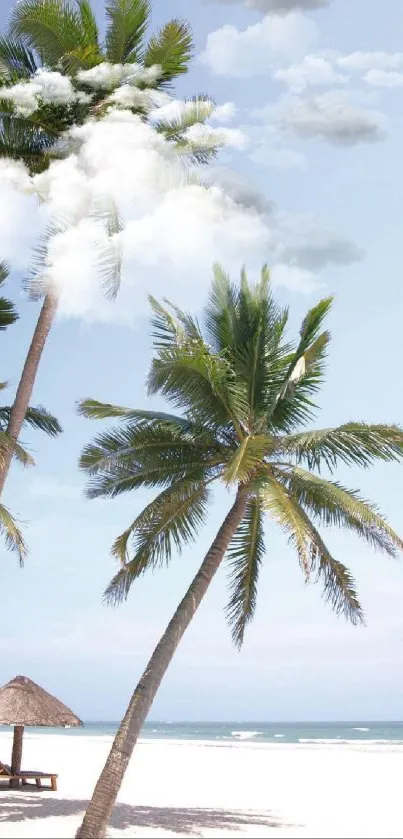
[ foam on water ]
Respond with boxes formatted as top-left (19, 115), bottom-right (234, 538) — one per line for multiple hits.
top-left (1, 721), bottom-right (402, 745)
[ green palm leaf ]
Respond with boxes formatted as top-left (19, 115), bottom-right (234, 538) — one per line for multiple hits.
top-left (223, 435), bottom-right (273, 485)
top-left (0, 430), bottom-right (34, 467)
top-left (0, 502), bottom-right (27, 566)
top-left (0, 35), bottom-right (38, 79)
top-left (9, 0), bottom-right (90, 67)
top-left (80, 420), bottom-right (224, 496)
top-left (143, 19), bottom-right (193, 85)
top-left (0, 261), bottom-right (18, 330)
top-left (226, 496), bottom-right (265, 647)
top-left (76, 0), bottom-right (99, 48)
top-left (260, 474), bottom-right (363, 623)
top-left (105, 0), bottom-right (151, 63)
top-left (105, 476), bottom-right (210, 604)
top-left (273, 465), bottom-right (403, 555)
top-left (276, 424), bottom-right (403, 471)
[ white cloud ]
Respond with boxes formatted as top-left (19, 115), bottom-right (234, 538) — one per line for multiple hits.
top-left (210, 102), bottom-right (238, 123)
top-left (274, 211), bottom-right (364, 270)
top-left (149, 98), bottom-right (215, 124)
top-left (0, 76), bottom-right (362, 321)
top-left (76, 61), bottom-right (162, 89)
top-left (336, 52), bottom-right (403, 72)
top-left (273, 91), bottom-right (387, 146)
top-left (203, 167), bottom-right (274, 215)
top-left (274, 55), bottom-right (347, 91)
top-left (199, 13), bottom-right (318, 77)
top-left (363, 69), bottom-right (403, 89)
top-left (207, 0), bottom-right (331, 12)
top-left (0, 108), bottom-right (271, 322)
top-left (0, 69), bottom-right (90, 116)
top-left (185, 123), bottom-right (247, 151)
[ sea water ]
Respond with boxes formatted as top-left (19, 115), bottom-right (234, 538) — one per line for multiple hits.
top-left (1, 720), bottom-right (402, 745)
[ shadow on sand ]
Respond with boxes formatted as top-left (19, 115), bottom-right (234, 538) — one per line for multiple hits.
top-left (0, 791), bottom-right (294, 834)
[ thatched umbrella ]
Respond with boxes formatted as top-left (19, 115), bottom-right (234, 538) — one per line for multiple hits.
top-left (0, 675), bottom-right (82, 782)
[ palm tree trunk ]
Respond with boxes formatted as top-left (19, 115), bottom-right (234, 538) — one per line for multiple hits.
top-left (76, 486), bottom-right (248, 839)
top-left (0, 291), bottom-right (58, 495)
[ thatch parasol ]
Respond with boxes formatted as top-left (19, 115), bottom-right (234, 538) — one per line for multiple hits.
top-left (0, 675), bottom-right (82, 783)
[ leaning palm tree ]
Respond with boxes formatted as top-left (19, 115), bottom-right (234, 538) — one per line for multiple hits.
top-left (0, 260), bottom-right (61, 561)
top-left (76, 264), bottom-right (403, 838)
top-left (0, 0), bottom-right (217, 495)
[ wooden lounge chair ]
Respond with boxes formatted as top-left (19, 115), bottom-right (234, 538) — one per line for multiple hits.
top-left (0, 761), bottom-right (58, 790)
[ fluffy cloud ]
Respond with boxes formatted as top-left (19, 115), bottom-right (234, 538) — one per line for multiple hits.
top-left (273, 92), bottom-right (387, 146)
top-left (336, 52), bottom-right (403, 72)
top-left (199, 13), bottom-right (318, 77)
top-left (363, 69), bottom-right (403, 89)
top-left (0, 69), bottom-right (88, 116)
top-left (201, 167), bottom-right (274, 215)
top-left (207, 0), bottom-right (331, 11)
top-left (274, 212), bottom-right (364, 270)
top-left (0, 69), bottom-right (363, 319)
top-left (274, 55), bottom-right (347, 91)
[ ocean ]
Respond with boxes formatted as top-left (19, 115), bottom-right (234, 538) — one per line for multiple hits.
top-left (2, 720), bottom-right (403, 745)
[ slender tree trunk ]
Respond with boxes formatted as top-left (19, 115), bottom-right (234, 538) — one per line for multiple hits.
top-left (0, 291), bottom-right (58, 495)
top-left (76, 486), bottom-right (248, 839)
top-left (10, 725), bottom-right (24, 789)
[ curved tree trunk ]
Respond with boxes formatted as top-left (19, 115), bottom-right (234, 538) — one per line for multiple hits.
top-left (0, 291), bottom-right (58, 495)
top-left (76, 486), bottom-right (248, 839)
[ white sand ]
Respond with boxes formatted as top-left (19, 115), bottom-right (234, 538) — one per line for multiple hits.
top-left (0, 732), bottom-right (402, 838)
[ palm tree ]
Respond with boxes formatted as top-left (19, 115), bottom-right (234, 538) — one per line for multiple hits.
top-left (76, 264), bottom-right (403, 838)
top-left (0, 260), bottom-right (61, 561)
top-left (0, 0), bottom-right (216, 495)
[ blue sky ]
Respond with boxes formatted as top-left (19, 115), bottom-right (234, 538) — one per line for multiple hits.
top-left (1, 0), bottom-right (403, 722)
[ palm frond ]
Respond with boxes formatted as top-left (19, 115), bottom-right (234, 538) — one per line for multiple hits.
top-left (77, 397), bottom-right (193, 430)
top-left (259, 473), bottom-right (312, 578)
top-left (273, 464), bottom-right (403, 556)
top-left (223, 435), bottom-right (272, 485)
top-left (76, 0), bottom-right (99, 49)
top-left (0, 35), bottom-right (38, 80)
top-left (0, 430), bottom-right (34, 467)
top-left (22, 405), bottom-right (62, 436)
top-left (9, 0), bottom-right (90, 68)
top-left (226, 496), bottom-right (265, 647)
top-left (153, 95), bottom-right (215, 143)
top-left (0, 502), bottom-right (27, 566)
top-left (91, 199), bottom-right (123, 299)
top-left (143, 19), bottom-right (193, 86)
top-left (267, 297), bottom-right (332, 433)
top-left (0, 111), bottom-right (54, 174)
top-left (105, 0), bottom-right (151, 63)
top-left (295, 503), bottom-right (364, 625)
top-left (276, 424), bottom-right (403, 472)
top-left (0, 261), bottom-right (18, 330)
top-left (105, 476), bottom-right (210, 604)
top-left (148, 299), bottom-right (249, 431)
top-left (79, 420), bottom-right (224, 496)
top-left (260, 474), bottom-right (364, 623)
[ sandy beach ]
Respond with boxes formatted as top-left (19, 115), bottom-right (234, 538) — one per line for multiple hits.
top-left (0, 732), bottom-right (402, 838)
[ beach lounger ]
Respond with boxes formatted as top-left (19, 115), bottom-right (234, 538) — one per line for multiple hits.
top-left (0, 761), bottom-right (58, 790)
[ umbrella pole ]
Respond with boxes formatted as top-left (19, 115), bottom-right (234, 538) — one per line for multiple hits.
top-left (10, 724), bottom-right (24, 788)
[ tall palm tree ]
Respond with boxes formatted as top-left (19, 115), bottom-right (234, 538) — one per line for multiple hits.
top-left (0, 0), bottom-right (216, 495)
top-left (0, 260), bottom-right (61, 561)
top-left (76, 265), bottom-right (403, 838)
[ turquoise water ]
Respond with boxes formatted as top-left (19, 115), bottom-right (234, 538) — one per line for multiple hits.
top-left (1, 721), bottom-right (403, 745)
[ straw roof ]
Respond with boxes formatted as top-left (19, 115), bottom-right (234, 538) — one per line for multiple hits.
top-left (0, 675), bottom-right (82, 727)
